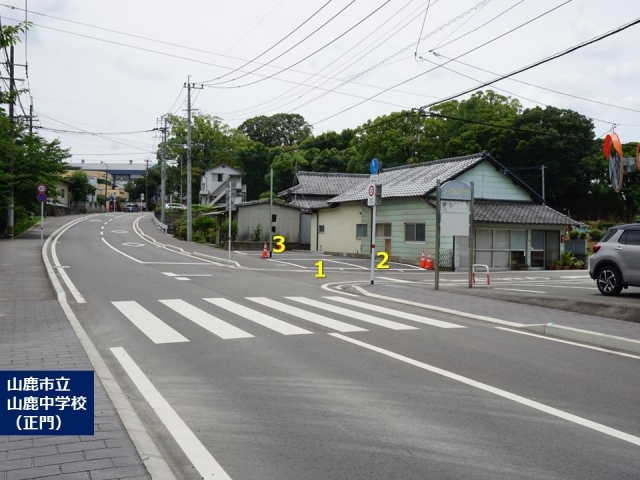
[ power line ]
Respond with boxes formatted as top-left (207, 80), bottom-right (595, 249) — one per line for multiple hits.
top-left (311, 0), bottom-right (572, 126)
top-left (413, 0), bottom-right (431, 59)
top-left (204, 1), bottom-right (391, 89)
top-left (427, 53), bottom-right (640, 115)
top-left (417, 15), bottom-right (640, 113)
top-left (198, 0), bottom-right (334, 84)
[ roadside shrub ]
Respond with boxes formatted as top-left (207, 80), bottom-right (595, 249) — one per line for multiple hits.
top-left (568, 230), bottom-right (580, 239)
top-left (579, 232), bottom-right (587, 240)
top-left (220, 219), bottom-right (238, 244)
top-left (193, 216), bottom-right (216, 233)
top-left (596, 221), bottom-right (615, 231)
top-left (252, 224), bottom-right (263, 242)
top-left (589, 229), bottom-right (604, 241)
top-left (175, 220), bottom-right (187, 240)
top-left (205, 227), bottom-right (217, 244)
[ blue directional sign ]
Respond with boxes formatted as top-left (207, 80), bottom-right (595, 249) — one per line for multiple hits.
top-left (370, 158), bottom-right (379, 175)
top-left (0, 370), bottom-right (94, 435)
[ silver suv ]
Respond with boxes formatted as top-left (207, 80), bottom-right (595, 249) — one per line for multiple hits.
top-left (588, 224), bottom-right (640, 296)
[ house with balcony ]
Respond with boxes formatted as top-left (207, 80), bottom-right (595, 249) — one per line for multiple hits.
top-left (200, 164), bottom-right (245, 207)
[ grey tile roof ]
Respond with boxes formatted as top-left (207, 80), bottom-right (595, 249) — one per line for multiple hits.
top-left (328, 153), bottom-right (486, 203)
top-left (473, 200), bottom-right (580, 225)
top-left (288, 197), bottom-right (332, 209)
top-left (279, 171), bottom-right (369, 197)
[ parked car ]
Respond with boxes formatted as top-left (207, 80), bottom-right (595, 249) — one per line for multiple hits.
top-left (588, 223), bottom-right (640, 295)
top-left (165, 203), bottom-right (186, 210)
top-left (124, 204), bottom-right (139, 212)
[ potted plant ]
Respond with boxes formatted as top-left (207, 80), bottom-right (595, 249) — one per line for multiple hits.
top-left (573, 259), bottom-right (585, 270)
top-left (560, 251), bottom-right (575, 270)
top-left (547, 261), bottom-right (556, 270)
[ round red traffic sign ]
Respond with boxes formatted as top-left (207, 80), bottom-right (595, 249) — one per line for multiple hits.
top-left (368, 185), bottom-right (375, 197)
top-left (36, 184), bottom-right (47, 194)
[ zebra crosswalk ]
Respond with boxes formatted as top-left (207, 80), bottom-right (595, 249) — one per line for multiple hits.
top-left (112, 296), bottom-right (466, 344)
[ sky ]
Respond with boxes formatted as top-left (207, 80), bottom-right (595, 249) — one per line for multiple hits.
top-left (2, 0), bottom-right (639, 167)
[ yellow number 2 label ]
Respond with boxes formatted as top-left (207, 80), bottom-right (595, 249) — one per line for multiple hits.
top-left (315, 260), bottom-right (326, 278)
top-left (273, 235), bottom-right (286, 253)
top-left (376, 251), bottom-right (390, 269)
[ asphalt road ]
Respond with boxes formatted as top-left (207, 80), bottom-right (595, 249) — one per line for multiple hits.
top-left (49, 213), bottom-right (640, 479)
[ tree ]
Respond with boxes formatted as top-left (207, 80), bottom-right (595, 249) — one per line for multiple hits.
top-left (66, 171), bottom-right (96, 209)
top-left (266, 151), bottom-right (309, 194)
top-left (239, 113), bottom-right (312, 147)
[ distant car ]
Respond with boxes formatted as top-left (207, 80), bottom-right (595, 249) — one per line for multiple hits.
top-left (588, 223), bottom-right (640, 295)
top-left (124, 204), bottom-right (139, 212)
top-left (165, 203), bottom-right (186, 210)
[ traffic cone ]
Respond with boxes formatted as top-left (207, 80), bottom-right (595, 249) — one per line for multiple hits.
top-left (261, 242), bottom-right (268, 258)
top-left (426, 252), bottom-right (434, 270)
top-left (420, 251), bottom-right (427, 268)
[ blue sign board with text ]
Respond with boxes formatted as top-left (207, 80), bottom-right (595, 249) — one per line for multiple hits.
top-left (0, 371), bottom-right (94, 435)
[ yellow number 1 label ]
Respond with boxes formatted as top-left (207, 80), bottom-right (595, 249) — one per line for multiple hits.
top-left (376, 251), bottom-right (390, 269)
top-left (315, 260), bottom-right (326, 278)
top-left (273, 235), bottom-right (286, 253)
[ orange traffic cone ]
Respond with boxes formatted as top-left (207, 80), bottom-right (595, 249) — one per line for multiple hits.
top-left (420, 251), bottom-right (427, 268)
top-left (426, 252), bottom-right (434, 270)
top-left (261, 242), bottom-right (268, 258)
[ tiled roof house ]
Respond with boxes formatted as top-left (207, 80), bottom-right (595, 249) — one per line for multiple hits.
top-left (298, 151), bottom-right (578, 270)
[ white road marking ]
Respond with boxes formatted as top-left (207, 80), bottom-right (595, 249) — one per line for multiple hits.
top-left (324, 259), bottom-right (368, 269)
top-left (101, 238), bottom-right (143, 263)
top-left (110, 347), bottom-right (231, 479)
top-left (122, 242), bottom-right (145, 247)
top-left (101, 226), bottom-right (104, 230)
top-left (495, 327), bottom-right (640, 360)
top-left (111, 230), bottom-right (127, 233)
top-left (376, 277), bottom-right (415, 283)
top-left (287, 297), bottom-right (417, 331)
top-left (495, 288), bottom-right (546, 293)
top-left (142, 262), bottom-right (211, 265)
top-left (160, 299), bottom-right (253, 339)
top-left (246, 297), bottom-right (368, 333)
top-left (204, 298), bottom-right (313, 336)
top-left (325, 296), bottom-right (465, 329)
top-left (330, 334), bottom-right (640, 448)
top-left (162, 272), bottom-right (178, 277)
top-left (51, 219), bottom-right (86, 304)
top-left (175, 277), bottom-right (190, 281)
top-left (268, 259), bottom-right (307, 268)
top-left (112, 301), bottom-right (189, 344)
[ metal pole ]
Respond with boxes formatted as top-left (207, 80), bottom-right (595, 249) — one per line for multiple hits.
top-left (269, 168), bottom-right (273, 257)
top-left (40, 200), bottom-right (43, 246)
top-left (469, 182), bottom-right (475, 288)
top-left (370, 203), bottom-right (377, 285)
top-left (186, 77), bottom-right (192, 242)
top-left (541, 165), bottom-right (545, 204)
top-left (228, 181), bottom-right (232, 261)
top-left (435, 179), bottom-right (441, 290)
top-left (161, 117), bottom-right (167, 222)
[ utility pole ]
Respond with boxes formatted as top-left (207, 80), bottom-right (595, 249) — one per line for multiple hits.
top-left (144, 158), bottom-right (150, 211)
top-left (160, 116), bottom-right (167, 223)
top-left (184, 76), bottom-right (203, 242)
top-left (7, 46), bottom-right (15, 238)
top-left (541, 165), bottom-right (546, 204)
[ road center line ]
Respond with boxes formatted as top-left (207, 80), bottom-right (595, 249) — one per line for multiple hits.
top-left (330, 333), bottom-right (640, 447)
top-left (110, 347), bottom-right (232, 479)
top-left (495, 288), bottom-right (546, 293)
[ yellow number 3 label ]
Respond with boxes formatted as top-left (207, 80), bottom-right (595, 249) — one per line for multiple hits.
top-left (273, 235), bottom-right (286, 253)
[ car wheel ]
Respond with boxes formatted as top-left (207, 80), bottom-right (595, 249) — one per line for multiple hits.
top-left (596, 265), bottom-right (623, 296)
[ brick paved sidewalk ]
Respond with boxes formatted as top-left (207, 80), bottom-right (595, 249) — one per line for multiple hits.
top-left (0, 217), bottom-right (151, 480)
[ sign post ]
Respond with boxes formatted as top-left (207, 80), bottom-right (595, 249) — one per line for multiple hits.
top-left (36, 185), bottom-right (47, 246)
top-left (368, 158), bottom-right (381, 285)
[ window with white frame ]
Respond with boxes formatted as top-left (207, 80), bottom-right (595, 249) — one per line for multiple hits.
top-left (318, 225), bottom-right (325, 233)
top-left (404, 223), bottom-right (425, 242)
top-left (356, 224), bottom-right (368, 238)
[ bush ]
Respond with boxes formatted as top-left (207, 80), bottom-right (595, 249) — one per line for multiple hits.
top-left (579, 232), bottom-right (587, 240)
top-left (252, 224), bottom-right (263, 242)
top-left (589, 229), bottom-right (604, 241)
top-left (596, 221), bottom-right (615, 231)
top-left (193, 215), bottom-right (216, 233)
top-left (220, 219), bottom-right (238, 244)
top-left (568, 230), bottom-right (580, 239)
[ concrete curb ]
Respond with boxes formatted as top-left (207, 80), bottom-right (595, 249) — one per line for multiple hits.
top-left (192, 251), bottom-right (241, 268)
top-left (165, 244), bottom-right (186, 253)
top-left (43, 218), bottom-right (177, 480)
top-left (347, 284), bottom-right (640, 355)
top-left (520, 323), bottom-right (640, 355)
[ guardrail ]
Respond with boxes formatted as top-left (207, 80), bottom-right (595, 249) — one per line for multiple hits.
top-left (472, 264), bottom-right (490, 287)
top-left (154, 217), bottom-right (168, 233)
